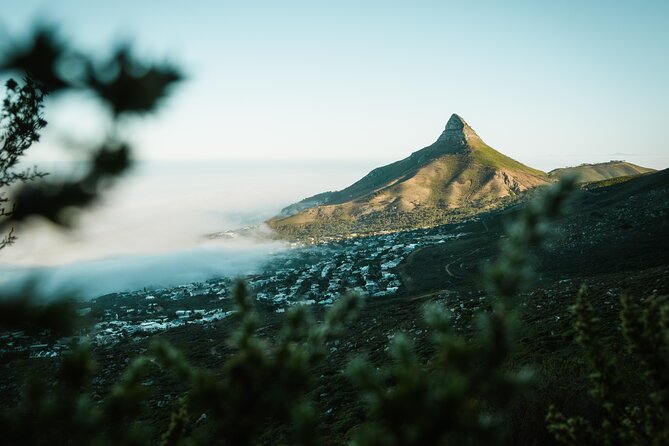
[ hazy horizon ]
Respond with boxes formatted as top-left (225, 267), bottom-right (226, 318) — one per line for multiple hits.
top-left (4, 0), bottom-right (668, 171)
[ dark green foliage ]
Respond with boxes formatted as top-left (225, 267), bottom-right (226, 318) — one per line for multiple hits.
top-left (150, 281), bottom-right (362, 445)
top-left (0, 25), bottom-right (182, 229)
top-left (0, 27), bottom-right (70, 92)
top-left (86, 47), bottom-right (182, 116)
top-left (0, 77), bottom-right (48, 247)
top-left (547, 289), bottom-right (669, 445)
top-left (9, 140), bottom-right (132, 226)
top-left (0, 342), bottom-right (155, 445)
top-left (1, 27), bottom-right (182, 108)
top-left (0, 78), bottom-right (47, 185)
top-left (346, 309), bottom-right (529, 446)
top-left (161, 399), bottom-right (191, 446)
top-left (0, 283), bottom-right (362, 446)
top-left (581, 175), bottom-right (638, 189)
top-left (0, 293), bottom-right (78, 336)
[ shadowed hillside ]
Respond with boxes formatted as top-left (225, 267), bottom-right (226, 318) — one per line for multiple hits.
top-left (399, 167), bottom-right (669, 295)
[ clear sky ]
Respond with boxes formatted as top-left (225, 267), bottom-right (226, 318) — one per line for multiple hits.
top-left (3, 0), bottom-right (669, 170)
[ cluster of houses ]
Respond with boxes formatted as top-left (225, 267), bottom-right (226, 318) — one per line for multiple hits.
top-left (0, 225), bottom-right (470, 358)
top-left (251, 235), bottom-right (414, 306)
top-left (250, 228), bottom-right (468, 309)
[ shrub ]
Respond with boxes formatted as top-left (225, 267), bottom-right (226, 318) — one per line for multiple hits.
top-left (547, 288), bottom-right (669, 446)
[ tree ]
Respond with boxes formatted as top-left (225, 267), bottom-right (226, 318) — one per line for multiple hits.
top-left (0, 77), bottom-right (48, 248)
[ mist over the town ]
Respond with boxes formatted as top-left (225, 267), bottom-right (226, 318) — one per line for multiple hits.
top-left (0, 159), bottom-right (379, 296)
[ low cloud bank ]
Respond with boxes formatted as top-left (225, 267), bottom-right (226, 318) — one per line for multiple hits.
top-left (0, 237), bottom-right (286, 299)
top-left (0, 160), bottom-right (378, 299)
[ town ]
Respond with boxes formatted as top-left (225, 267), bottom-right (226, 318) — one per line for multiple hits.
top-left (0, 223), bottom-right (471, 360)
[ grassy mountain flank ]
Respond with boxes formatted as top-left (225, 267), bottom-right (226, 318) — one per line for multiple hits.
top-left (269, 114), bottom-right (550, 238)
top-left (549, 160), bottom-right (655, 183)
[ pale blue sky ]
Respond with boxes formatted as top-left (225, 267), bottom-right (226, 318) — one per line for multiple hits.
top-left (3, 0), bottom-right (669, 170)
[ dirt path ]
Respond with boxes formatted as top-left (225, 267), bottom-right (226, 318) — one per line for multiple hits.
top-left (444, 247), bottom-right (482, 279)
top-left (444, 260), bottom-right (459, 278)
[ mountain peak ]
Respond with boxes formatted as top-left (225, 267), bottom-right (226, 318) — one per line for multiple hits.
top-left (445, 113), bottom-right (467, 129)
top-left (436, 113), bottom-right (481, 145)
top-left (270, 114), bottom-right (551, 236)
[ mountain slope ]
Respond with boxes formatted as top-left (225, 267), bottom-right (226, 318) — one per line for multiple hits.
top-left (549, 161), bottom-right (655, 183)
top-left (270, 114), bottom-right (550, 238)
top-left (400, 167), bottom-right (669, 295)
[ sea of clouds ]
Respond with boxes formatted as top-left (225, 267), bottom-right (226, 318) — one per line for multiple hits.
top-left (0, 159), bottom-right (379, 298)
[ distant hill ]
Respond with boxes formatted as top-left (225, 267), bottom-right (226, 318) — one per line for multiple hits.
top-left (548, 161), bottom-right (654, 183)
top-left (269, 114), bottom-right (550, 238)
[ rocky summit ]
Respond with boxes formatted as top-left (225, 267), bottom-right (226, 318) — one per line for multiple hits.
top-left (435, 113), bottom-right (483, 147)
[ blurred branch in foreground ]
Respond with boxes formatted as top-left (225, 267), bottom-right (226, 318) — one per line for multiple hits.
top-left (0, 23), bottom-right (182, 445)
top-left (0, 77), bottom-right (48, 248)
top-left (0, 25), bottom-right (182, 231)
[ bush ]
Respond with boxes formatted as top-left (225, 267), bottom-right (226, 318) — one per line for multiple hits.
top-left (547, 288), bottom-right (669, 446)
